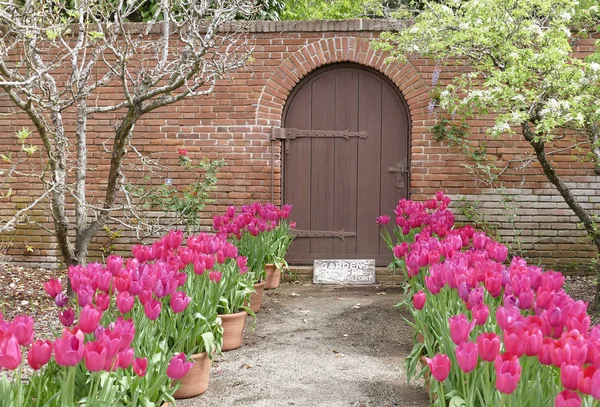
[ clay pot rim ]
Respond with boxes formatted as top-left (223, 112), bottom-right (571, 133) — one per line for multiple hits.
top-left (218, 310), bottom-right (248, 319)
top-left (254, 281), bottom-right (266, 288)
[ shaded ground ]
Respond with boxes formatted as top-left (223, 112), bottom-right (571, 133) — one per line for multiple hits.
top-left (177, 283), bottom-right (429, 407)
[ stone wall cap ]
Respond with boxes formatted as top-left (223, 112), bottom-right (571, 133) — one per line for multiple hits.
top-left (123, 19), bottom-right (400, 34)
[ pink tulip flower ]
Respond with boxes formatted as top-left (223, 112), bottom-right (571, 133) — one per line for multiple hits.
top-left (561, 363), bottom-right (581, 391)
top-left (455, 341), bottom-right (478, 373)
top-left (54, 328), bottom-right (84, 367)
top-left (170, 291), bottom-right (191, 313)
top-left (116, 291), bottom-right (135, 314)
top-left (144, 299), bottom-right (162, 321)
top-left (471, 303), bottom-right (489, 325)
top-left (494, 353), bottom-right (521, 394)
top-left (117, 348), bottom-right (134, 369)
top-left (166, 353), bottom-right (193, 380)
top-left (84, 341), bottom-right (108, 372)
top-left (0, 332), bottom-right (22, 370)
top-left (95, 293), bottom-right (111, 312)
top-left (106, 255), bottom-right (123, 276)
top-left (78, 305), bottom-right (103, 334)
top-left (477, 332), bottom-right (501, 362)
top-left (555, 390), bottom-right (581, 407)
top-left (209, 271), bottom-right (222, 283)
top-left (12, 315), bottom-right (34, 346)
top-left (54, 292), bottom-right (69, 308)
top-left (134, 357), bottom-right (148, 377)
top-left (58, 308), bottom-right (76, 327)
top-left (424, 353), bottom-right (451, 382)
top-left (448, 314), bottom-right (474, 345)
top-left (27, 339), bottom-right (52, 370)
top-left (413, 291), bottom-right (426, 311)
top-left (43, 278), bottom-right (62, 299)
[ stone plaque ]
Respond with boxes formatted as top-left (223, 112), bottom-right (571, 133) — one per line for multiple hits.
top-left (313, 259), bottom-right (376, 285)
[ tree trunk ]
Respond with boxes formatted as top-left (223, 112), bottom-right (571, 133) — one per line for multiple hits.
top-left (523, 122), bottom-right (600, 308)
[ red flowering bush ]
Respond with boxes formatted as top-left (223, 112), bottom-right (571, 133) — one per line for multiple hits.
top-left (382, 192), bottom-right (600, 406)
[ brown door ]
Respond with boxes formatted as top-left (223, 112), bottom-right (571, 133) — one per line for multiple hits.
top-left (281, 64), bottom-right (410, 266)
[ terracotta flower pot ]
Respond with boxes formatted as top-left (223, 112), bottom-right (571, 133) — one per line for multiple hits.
top-left (264, 264), bottom-right (281, 289)
top-left (249, 282), bottom-right (265, 313)
top-left (172, 352), bottom-right (212, 399)
top-left (219, 310), bottom-right (247, 351)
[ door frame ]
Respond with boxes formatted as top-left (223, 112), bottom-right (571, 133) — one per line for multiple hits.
top-left (280, 62), bottom-right (412, 264)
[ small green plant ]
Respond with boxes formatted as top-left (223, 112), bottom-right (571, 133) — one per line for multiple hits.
top-left (128, 150), bottom-right (224, 230)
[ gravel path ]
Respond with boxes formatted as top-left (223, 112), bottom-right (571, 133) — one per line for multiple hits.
top-left (177, 282), bottom-right (429, 407)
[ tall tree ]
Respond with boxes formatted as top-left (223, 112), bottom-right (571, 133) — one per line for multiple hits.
top-left (376, 0), bottom-right (600, 250)
top-left (0, 0), bottom-right (253, 266)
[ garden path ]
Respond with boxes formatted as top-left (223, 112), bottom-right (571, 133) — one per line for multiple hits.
top-left (178, 283), bottom-right (429, 407)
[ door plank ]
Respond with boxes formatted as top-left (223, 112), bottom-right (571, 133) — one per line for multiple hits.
top-left (356, 72), bottom-right (382, 257)
top-left (333, 69), bottom-right (359, 255)
top-left (309, 74), bottom-right (336, 254)
top-left (283, 84), bottom-right (312, 257)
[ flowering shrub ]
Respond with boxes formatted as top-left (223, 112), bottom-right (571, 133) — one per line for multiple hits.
top-left (382, 192), bottom-right (600, 406)
top-left (213, 203), bottom-right (294, 282)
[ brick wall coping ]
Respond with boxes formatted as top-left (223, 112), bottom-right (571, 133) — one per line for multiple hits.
top-left (127, 19), bottom-right (398, 34)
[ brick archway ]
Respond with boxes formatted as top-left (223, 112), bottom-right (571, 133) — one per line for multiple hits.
top-left (256, 36), bottom-right (430, 127)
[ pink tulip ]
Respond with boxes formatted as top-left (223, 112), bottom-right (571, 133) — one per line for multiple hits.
top-left (473, 232), bottom-right (486, 249)
top-left (54, 292), bottom-right (69, 308)
top-left (524, 328), bottom-right (543, 357)
top-left (116, 291), bottom-right (135, 314)
top-left (578, 365), bottom-right (595, 395)
top-left (138, 288), bottom-right (153, 305)
top-left (375, 215), bottom-right (390, 226)
top-left (494, 353), bottom-right (521, 394)
top-left (84, 341), bottom-right (108, 372)
top-left (106, 255), bottom-right (123, 276)
top-left (28, 339), bottom-right (52, 370)
top-left (455, 341), bottom-right (478, 373)
top-left (555, 390), bottom-right (581, 407)
top-left (12, 316), bottom-right (34, 346)
top-left (43, 278), bottom-right (62, 299)
top-left (561, 363), bottom-right (581, 391)
top-left (134, 357), bottom-right (148, 377)
top-left (477, 332), bottom-right (501, 362)
top-left (471, 303), bottom-right (489, 325)
top-left (166, 353), bottom-right (193, 380)
top-left (413, 291), bottom-right (426, 311)
top-left (392, 243), bottom-right (408, 259)
top-left (170, 292), bottom-right (191, 313)
top-left (54, 328), bottom-right (84, 367)
top-left (503, 326), bottom-right (527, 357)
top-left (77, 286), bottom-right (95, 307)
top-left (209, 271), bottom-right (222, 283)
top-left (144, 299), bottom-right (162, 321)
top-left (95, 293), bottom-right (111, 312)
top-left (424, 353), bottom-right (451, 382)
top-left (78, 305), bottom-right (103, 334)
top-left (539, 337), bottom-right (556, 365)
top-left (0, 332), bottom-right (22, 370)
top-left (449, 314), bottom-right (474, 345)
top-left (117, 348), bottom-right (134, 369)
top-left (58, 308), bottom-right (76, 327)
top-left (194, 260), bottom-right (206, 275)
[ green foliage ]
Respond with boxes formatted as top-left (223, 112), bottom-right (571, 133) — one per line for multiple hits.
top-left (376, 0), bottom-right (600, 143)
top-left (281, 0), bottom-right (380, 20)
top-left (127, 154), bottom-right (224, 229)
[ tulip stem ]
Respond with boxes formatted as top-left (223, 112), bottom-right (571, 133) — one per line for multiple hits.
top-left (437, 380), bottom-right (446, 406)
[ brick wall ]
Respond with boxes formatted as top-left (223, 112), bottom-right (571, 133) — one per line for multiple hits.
top-left (0, 20), bottom-right (597, 271)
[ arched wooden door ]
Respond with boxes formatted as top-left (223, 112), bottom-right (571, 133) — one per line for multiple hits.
top-left (280, 63), bottom-right (410, 266)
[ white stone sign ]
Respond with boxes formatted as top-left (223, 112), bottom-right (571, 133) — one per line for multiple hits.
top-left (313, 259), bottom-right (376, 285)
